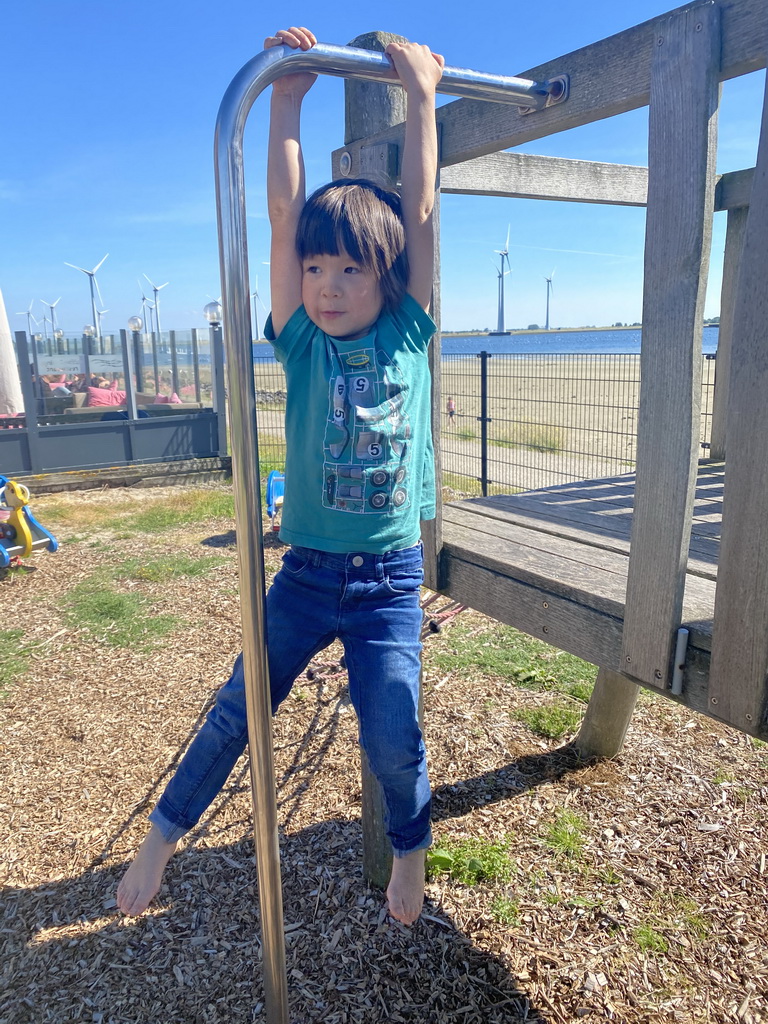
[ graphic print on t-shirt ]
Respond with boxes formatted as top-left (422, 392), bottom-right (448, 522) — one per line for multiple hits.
top-left (322, 341), bottom-right (411, 514)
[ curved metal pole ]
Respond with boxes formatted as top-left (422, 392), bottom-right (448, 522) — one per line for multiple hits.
top-left (213, 41), bottom-right (564, 1024)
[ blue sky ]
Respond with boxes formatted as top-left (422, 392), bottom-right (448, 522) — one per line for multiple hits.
top-left (1, 1), bottom-right (763, 334)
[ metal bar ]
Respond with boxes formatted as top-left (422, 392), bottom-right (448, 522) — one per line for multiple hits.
top-left (14, 332), bottom-right (41, 473)
top-left (478, 351), bottom-right (489, 497)
top-left (191, 328), bottom-right (202, 403)
top-left (169, 330), bottom-right (181, 396)
top-left (212, 41), bottom-right (564, 1024)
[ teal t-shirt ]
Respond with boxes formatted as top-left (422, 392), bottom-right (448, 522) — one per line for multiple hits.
top-left (265, 294), bottom-right (436, 553)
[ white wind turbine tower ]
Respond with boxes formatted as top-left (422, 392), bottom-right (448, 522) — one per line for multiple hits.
top-left (42, 297), bottom-right (62, 342)
top-left (492, 226), bottom-right (512, 334)
top-left (16, 302), bottom-right (38, 338)
top-left (137, 280), bottom-right (155, 333)
top-left (64, 253), bottom-right (108, 344)
top-left (544, 268), bottom-right (556, 330)
top-left (96, 307), bottom-right (109, 338)
top-left (252, 276), bottom-right (268, 341)
top-left (144, 274), bottom-right (169, 344)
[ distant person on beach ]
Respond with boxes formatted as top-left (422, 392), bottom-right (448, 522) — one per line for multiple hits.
top-left (446, 395), bottom-right (456, 427)
top-left (117, 25), bottom-right (444, 927)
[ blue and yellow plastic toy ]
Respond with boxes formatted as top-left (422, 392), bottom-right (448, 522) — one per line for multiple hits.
top-left (265, 470), bottom-right (285, 533)
top-left (0, 475), bottom-right (58, 568)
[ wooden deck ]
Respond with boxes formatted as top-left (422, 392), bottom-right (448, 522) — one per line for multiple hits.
top-left (441, 462), bottom-right (723, 718)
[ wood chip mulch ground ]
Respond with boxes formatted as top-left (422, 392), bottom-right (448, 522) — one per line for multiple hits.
top-left (1, 484), bottom-right (766, 1024)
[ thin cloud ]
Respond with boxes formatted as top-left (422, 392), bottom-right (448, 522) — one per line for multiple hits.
top-left (510, 243), bottom-right (639, 259)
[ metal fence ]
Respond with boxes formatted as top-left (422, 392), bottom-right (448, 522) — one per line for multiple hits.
top-left (2, 328), bottom-right (227, 476)
top-left (440, 351), bottom-right (717, 495)
top-left (251, 349), bottom-right (718, 497)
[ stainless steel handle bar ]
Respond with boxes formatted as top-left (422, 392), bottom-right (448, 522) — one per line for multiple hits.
top-left (213, 42), bottom-right (563, 1024)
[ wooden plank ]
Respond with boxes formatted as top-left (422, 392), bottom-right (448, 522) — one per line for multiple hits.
top-left (621, 5), bottom-right (720, 687)
top-left (714, 167), bottom-right (755, 210)
top-left (440, 153), bottom-right (648, 206)
top-left (442, 507), bottom-right (717, 648)
top-left (332, 0), bottom-right (766, 175)
top-left (710, 207), bottom-right (748, 459)
top-left (443, 548), bottom-right (626, 670)
top-left (423, 166), bottom-right (444, 592)
top-left (445, 497), bottom-right (720, 580)
top-left (709, 69), bottom-right (768, 730)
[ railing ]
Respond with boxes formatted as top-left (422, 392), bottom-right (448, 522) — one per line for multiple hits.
top-left (1, 328), bottom-right (227, 475)
top-left (252, 350), bottom-right (717, 498)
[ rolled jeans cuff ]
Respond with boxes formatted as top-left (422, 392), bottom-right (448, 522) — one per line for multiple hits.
top-left (392, 826), bottom-right (432, 859)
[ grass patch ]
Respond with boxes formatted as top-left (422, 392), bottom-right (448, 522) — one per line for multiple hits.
top-left (634, 924), bottom-right (669, 955)
top-left (111, 554), bottom-right (222, 582)
top-left (542, 809), bottom-right (587, 859)
top-left (426, 621), bottom-right (597, 701)
top-left (455, 426), bottom-right (477, 442)
top-left (427, 838), bottom-right (512, 886)
top-left (63, 582), bottom-right (178, 649)
top-left (491, 422), bottom-right (567, 453)
top-left (128, 489), bottom-right (235, 534)
top-left (514, 704), bottom-right (582, 740)
top-left (0, 628), bottom-right (29, 700)
top-left (489, 895), bottom-right (520, 926)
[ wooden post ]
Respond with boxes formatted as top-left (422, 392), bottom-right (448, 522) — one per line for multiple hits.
top-left (342, 31), bottom-right (441, 887)
top-left (709, 206), bottom-right (748, 460)
top-left (708, 70), bottom-right (768, 730)
top-left (621, 5), bottom-right (721, 688)
top-left (574, 667), bottom-right (640, 760)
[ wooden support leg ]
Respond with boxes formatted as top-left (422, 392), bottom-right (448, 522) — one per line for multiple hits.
top-left (574, 667), bottom-right (640, 760)
top-left (361, 751), bottom-right (392, 890)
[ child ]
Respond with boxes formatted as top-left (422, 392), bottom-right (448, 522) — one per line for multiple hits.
top-left (117, 26), bottom-right (444, 927)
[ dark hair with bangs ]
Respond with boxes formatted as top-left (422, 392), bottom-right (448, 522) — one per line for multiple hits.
top-left (296, 178), bottom-right (409, 312)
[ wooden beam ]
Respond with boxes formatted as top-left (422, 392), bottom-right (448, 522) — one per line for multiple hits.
top-left (440, 153), bottom-right (753, 213)
top-left (715, 166), bottom-right (755, 210)
top-left (621, 5), bottom-right (721, 687)
top-left (709, 70), bottom-right (768, 730)
top-left (332, 0), bottom-right (766, 176)
top-left (440, 153), bottom-right (648, 206)
top-left (710, 207), bottom-right (748, 459)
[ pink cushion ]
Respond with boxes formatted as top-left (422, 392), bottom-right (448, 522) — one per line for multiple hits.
top-left (154, 392), bottom-right (182, 404)
top-left (87, 386), bottom-right (127, 407)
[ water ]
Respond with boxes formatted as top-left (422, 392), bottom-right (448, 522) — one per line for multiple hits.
top-left (254, 326), bottom-right (719, 361)
top-left (441, 325), bottom-right (719, 357)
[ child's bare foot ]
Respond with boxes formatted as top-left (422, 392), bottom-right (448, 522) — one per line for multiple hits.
top-left (386, 849), bottom-right (425, 925)
top-left (116, 825), bottom-right (177, 915)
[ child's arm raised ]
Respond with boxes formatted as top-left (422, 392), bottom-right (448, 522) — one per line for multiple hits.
top-left (385, 42), bottom-right (444, 311)
top-left (265, 27), bottom-right (317, 336)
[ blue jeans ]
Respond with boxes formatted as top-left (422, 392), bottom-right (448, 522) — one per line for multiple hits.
top-left (150, 543), bottom-right (432, 856)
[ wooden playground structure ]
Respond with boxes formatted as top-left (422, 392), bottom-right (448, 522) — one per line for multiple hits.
top-left (214, 3), bottom-right (766, 1016)
top-left (336, 2), bottom-right (767, 753)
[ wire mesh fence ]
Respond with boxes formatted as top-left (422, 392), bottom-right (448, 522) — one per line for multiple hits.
top-left (250, 349), bottom-right (717, 496)
top-left (253, 356), bottom-right (288, 475)
top-left (441, 351), bottom-right (717, 495)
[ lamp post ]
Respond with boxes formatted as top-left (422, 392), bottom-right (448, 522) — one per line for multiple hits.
top-left (204, 302), bottom-right (227, 456)
top-left (82, 324), bottom-right (94, 382)
top-left (128, 316), bottom-right (144, 393)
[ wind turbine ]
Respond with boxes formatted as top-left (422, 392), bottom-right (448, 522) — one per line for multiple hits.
top-left (492, 226), bottom-right (512, 334)
top-left (96, 307), bottom-right (109, 338)
top-left (16, 302), bottom-right (38, 338)
top-left (64, 253), bottom-right (108, 343)
top-left (41, 297), bottom-right (62, 340)
top-left (251, 276), bottom-right (267, 340)
top-left (544, 268), bottom-right (556, 330)
top-left (144, 274), bottom-right (169, 344)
